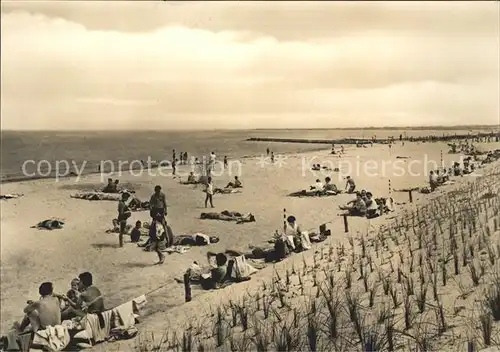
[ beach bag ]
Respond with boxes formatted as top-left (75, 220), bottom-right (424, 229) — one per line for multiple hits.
top-left (231, 255), bottom-right (257, 281)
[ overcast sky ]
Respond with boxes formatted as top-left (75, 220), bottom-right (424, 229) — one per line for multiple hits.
top-left (1, 1), bottom-right (499, 130)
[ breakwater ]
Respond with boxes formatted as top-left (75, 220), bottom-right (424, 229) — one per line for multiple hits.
top-left (246, 131), bottom-right (500, 145)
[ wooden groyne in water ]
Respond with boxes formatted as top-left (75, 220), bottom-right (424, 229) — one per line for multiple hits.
top-left (246, 132), bottom-right (500, 145)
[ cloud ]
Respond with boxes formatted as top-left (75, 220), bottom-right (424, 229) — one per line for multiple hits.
top-left (1, 4), bottom-right (499, 130)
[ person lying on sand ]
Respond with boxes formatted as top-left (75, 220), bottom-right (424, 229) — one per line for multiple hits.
top-left (16, 282), bottom-right (62, 333)
top-left (225, 176), bottom-right (242, 188)
top-left (339, 192), bottom-right (367, 216)
top-left (72, 192), bottom-right (122, 201)
top-left (138, 232), bottom-right (219, 250)
top-left (0, 193), bottom-right (24, 200)
top-left (200, 211), bottom-right (256, 223)
top-left (213, 187), bottom-right (242, 194)
top-left (31, 219), bottom-right (65, 230)
top-left (127, 197), bottom-right (150, 211)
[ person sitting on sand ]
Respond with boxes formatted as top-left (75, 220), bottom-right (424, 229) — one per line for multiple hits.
top-left (225, 176), bottom-right (242, 188)
top-left (323, 177), bottom-right (338, 193)
top-left (310, 179), bottom-right (323, 193)
top-left (365, 192), bottom-right (380, 219)
top-left (130, 220), bottom-right (142, 243)
top-left (186, 253), bottom-right (228, 290)
top-left (60, 272), bottom-right (104, 318)
top-left (60, 278), bottom-right (81, 320)
top-left (17, 282), bottom-right (61, 333)
top-left (345, 176), bottom-right (356, 193)
top-left (284, 215), bottom-right (302, 250)
top-left (186, 172), bottom-right (197, 184)
top-left (339, 192), bottom-right (367, 216)
top-left (101, 178), bottom-right (116, 193)
top-left (429, 171), bottom-right (438, 191)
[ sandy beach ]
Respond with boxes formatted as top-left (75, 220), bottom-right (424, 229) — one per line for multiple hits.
top-left (2, 140), bottom-right (499, 348)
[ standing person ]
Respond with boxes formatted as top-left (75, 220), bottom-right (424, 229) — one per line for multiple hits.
top-left (266, 148), bottom-right (270, 156)
top-left (223, 156), bottom-right (228, 169)
top-left (172, 149), bottom-right (176, 163)
top-left (204, 177), bottom-right (214, 208)
top-left (117, 192), bottom-right (131, 247)
top-left (271, 152), bottom-right (275, 163)
top-left (149, 185), bottom-right (167, 221)
top-left (149, 213), bottom-right (166, 265)
top-left (184, 152), bottom-right (188, 165)
top-left (172, 158), bottom-right (177, 176)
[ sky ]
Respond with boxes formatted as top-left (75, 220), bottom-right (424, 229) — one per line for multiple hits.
top-left (1, 1), bottom-right (499, 130)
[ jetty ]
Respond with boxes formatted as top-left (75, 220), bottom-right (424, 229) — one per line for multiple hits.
top-left (246, 131), bottom-right (500, 145)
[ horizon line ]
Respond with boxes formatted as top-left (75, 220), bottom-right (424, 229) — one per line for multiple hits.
top-left (1, 123), bottom-right (499, 133)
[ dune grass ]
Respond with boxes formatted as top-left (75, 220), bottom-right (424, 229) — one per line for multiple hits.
top-left (134, 166), bottom-right (500, 351)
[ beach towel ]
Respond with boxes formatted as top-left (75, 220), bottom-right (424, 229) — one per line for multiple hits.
top-left (162, 245), bottom-right (190, 254)
top-left (300, 231), bottom-right (312, 250)
top-left (132, 295), bottom-right (147, 314)
top-left (288, 190), bottom-right (338, 197)
top-left (113, 302), bottom-right (135, 329)
top-left (71, 192), bottom-right (121, 201)
top-left (31, 219), bottom-right (65, 230)
top-left (82, 311), bottom-right (112, 343)
top-left (0, 193), bottom-right (24, 200)
top-left (231, 255), bottom-right (258, 280)
top-left (32, 325), bottom-right (70, 351)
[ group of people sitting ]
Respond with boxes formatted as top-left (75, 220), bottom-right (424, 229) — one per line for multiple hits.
top-left (182, 216), bottom-right (331, 291)
top-left (3, 272), bottom-right (105, 350)
top-left (339, 190), bottom-right (391, 218)
top-left (309, 177), bottom-right (340, 195)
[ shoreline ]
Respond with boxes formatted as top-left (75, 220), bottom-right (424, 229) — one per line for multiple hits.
top-left (0, 146), bottom-right (330, 186)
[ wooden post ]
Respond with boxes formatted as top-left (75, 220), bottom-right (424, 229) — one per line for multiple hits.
top-left (184, 272), bottom-right (192, 302)
top-left (408, 190), bottom-right (413, 203)
top-left (283, 208), bottom-right (287, 234)
top-left (343, 214), bottom-right (349, 233)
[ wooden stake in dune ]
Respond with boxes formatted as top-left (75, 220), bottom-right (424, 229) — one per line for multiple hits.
top-left (183, 272), bottom-right (192, 302)
top-left (408, 189), bottom-right (413, 203)
top-left (343, 214), bottom-right (349, 233)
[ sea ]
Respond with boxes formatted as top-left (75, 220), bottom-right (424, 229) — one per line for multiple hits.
top-left (0, 128), bottom-right (494, 183)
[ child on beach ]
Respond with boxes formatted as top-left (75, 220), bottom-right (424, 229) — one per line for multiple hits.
top-left (130, 221), bottom-right (142, 243)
